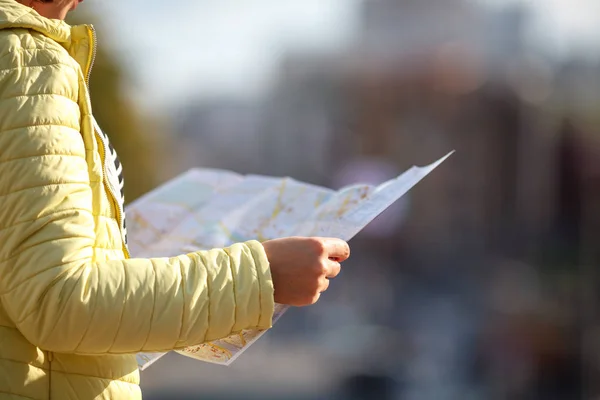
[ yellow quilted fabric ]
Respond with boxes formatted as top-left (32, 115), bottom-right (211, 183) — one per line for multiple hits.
top-left (0, 1), bottom-right (274, 399)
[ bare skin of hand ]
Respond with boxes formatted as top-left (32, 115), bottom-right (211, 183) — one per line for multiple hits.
top-left (262, 237), bottom-right (350, 307)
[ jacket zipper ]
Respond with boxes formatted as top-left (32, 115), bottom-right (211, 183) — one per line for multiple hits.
top-left (85, 25), bottom-right (130, 258)
top-left (85, 25), bottom-right (97, 86)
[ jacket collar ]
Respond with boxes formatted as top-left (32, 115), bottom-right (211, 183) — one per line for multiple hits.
top-left (0, 0), bottom-right (94, 75)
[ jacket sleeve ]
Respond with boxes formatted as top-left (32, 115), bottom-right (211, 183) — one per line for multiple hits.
top-left (0, 53), bottom-right (274, 354)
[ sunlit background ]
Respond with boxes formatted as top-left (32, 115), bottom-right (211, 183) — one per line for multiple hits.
top-left (70, 0), bottom-right (600, 398)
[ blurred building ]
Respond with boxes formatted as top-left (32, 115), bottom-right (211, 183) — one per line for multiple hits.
top-left (253, 0), bottom-right (600, 269)
top-left (254, 0), bottom-right (541, 261)
top-left (174, 99), bottom-right (265, 173)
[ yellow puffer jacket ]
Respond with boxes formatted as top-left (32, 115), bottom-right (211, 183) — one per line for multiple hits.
top-left (0, 1), bottom-right (274, 399)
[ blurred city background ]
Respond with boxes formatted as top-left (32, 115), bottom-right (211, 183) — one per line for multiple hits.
top-left (71, 0), bottom-right (600, 399)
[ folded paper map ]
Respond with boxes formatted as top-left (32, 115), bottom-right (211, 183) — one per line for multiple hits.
top-left (132, 152), bottom-right (453, 370)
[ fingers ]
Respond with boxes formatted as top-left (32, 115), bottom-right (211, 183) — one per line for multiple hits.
top-left (321, 237), bottom-right (350, 262)
top-left (310, 292), bottom-right (322, 305)
top-left (325, 259), bottom-right (341, 279)
top-left (318, 276), bottom-right (330, 293)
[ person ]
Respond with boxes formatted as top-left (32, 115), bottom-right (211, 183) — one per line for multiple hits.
top-left (0, 1), bottom-right (350, 399)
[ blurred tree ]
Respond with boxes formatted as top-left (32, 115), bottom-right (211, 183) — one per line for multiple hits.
top-left (67, 11), bottom-right (170, 202)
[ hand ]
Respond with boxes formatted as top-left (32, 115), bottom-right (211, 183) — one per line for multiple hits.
top-left (262, 237), bottom-right (350, 307)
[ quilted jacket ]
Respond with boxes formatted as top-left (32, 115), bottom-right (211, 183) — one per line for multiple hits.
top-left (0, 1), bottom-right (275, 399)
